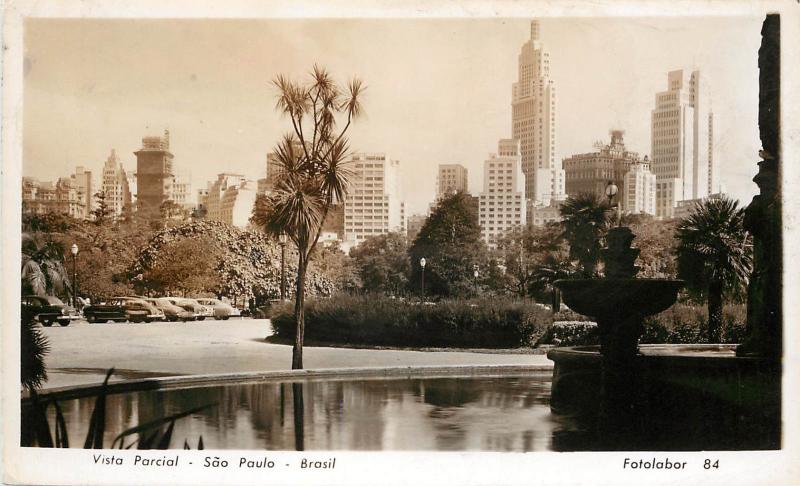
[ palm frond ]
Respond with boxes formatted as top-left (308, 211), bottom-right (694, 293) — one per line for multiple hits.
top-left (343, 78), bottom-right (365, 119)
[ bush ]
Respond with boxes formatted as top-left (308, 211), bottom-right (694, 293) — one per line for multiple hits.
top-left (536, 321), bottom-right (599, 347)
top-left (270, 295), bottom-right (551, 348)
top-left (533, 303), bottom-right (747, 347)
top-left (641, 303), bottom-right (747, 345)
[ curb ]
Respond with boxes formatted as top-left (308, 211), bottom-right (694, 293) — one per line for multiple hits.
top-left (27, 364), bottom-right (555, 403)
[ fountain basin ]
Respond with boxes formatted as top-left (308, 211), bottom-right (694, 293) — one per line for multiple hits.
top-left (555, 278), bottom-right (684, 319)
top-left (547, 344), bottom-right (781, 450)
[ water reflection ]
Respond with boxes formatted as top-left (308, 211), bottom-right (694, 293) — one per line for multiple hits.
top-left (46, 375), bottom-right (562, 451)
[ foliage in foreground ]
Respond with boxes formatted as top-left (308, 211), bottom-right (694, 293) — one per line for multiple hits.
top-left (271, 295), bottom-right (551, 348)
top-left (22, 369), bottom-right (210, 449)
top-left (21, 317), bottom-right (50, 391)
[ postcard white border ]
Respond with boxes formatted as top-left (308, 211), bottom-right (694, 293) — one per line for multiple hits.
top-left (3, 1), bottom-right (800, 485)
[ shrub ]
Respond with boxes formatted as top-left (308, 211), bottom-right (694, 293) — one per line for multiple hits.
top-left (536, 321), bottom-right (599, 347)
top-left (641, 303), bottom-right (746, 344)
top-left (271, 295), bottom-right (551, 348)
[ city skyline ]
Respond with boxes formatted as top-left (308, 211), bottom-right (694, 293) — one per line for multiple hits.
top-left (23, 17), bottom-right (762, 215)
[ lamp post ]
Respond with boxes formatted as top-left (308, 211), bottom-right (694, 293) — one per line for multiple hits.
top-left (419, 257), bottom-right (426, 301)
top-left (605, 181), bottom-right (621, 226)
top-left (70, 243), bottom-right (78, 308)
top-left (279, 232), bottom-right (288, 301)
top-left (473, 265), bottom-right (479, 297)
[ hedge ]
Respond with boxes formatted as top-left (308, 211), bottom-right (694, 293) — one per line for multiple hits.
top-left (270, 295), bottom-right (552, 348)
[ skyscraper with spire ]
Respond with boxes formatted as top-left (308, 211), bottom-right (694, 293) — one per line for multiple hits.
top-left (511, 19), bottom-right (561, 205)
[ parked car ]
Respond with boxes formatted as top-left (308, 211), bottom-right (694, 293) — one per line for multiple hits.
top-left (145, 297), bottom-right (192, 322)
top-left (84, 297), bottom-right (164, 323)
top-left (165, 298), bottom-right (206, 321)
top-left (182, 298), bottom-right (213, 321)
top-left (195, 298), bottom-right (239, 320)
top-left (122, 298), bottom-right (165, 323)
top-left (21, 295), bottom-right (80, 327)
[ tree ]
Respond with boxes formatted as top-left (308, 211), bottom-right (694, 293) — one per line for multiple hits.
top-left (140, 237), bottom-right (220, 296)
top-left (259, 65), bottom-right (364, 369)
top-left (21, 233), bottom-right (71, 299)
top-left (316, 242), bottom-right (361, 293)
top-left (622, 214), bottom-right (679, 278)
top-left (675, 196), bottom-right (752, 342)
top-left (349, 233), bottom-right (409, 295)
top-left (159, 199), bottom-right (188, 226)
top-left (92, 191), bottom-right (112, 225)
top-left (408, 191), bottom-right (488, 297)
top-left (492, 223), bottom-right (565, 298)
top-left (559, 193), bottom-right (612, 277)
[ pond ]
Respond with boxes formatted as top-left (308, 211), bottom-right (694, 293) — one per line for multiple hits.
top-left (47, 373), bottom-right (591, 451)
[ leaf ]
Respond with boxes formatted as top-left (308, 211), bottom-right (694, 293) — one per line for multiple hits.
top-left (110, 403), bottom-right (215, 449)
top-left (83, 368), bottom-right (114, 449)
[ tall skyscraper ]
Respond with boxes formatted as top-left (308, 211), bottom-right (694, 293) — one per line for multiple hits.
top-left (101, 149), bottom-right (132, 219)
top-left (70, 166), bottom-right (93, 219)
top-left (512, 19), bottom-right (557, 204)
top-left (650, 70), bottom-right (714, 218)
top-left (478, 139), bottom-right (526, 246)
top-left (343, 153), bottom-right (406, 246)
top-left (436, 164), bottom-right (468, 199)
top-left (135, 129), bottom-right (174, 219)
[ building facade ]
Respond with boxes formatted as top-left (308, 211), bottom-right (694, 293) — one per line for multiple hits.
top-left (478, 139), bottom-right (527, 247)
top-left (623, 156), bottom-right (657, 215)
top-left (527, 199), bottom-right (563, 227)
top-left (650, 70), bottom-right (715, 218)
top-left (135, 130), bottom-right (174, 219)
top-left (22, 177), bottom-right (85, 219)
top-left (101, 149), bottom-right (132, 219)
top-left (201, 173), bottom-right (257, 228)
top-left (436, 164), bottom-right (468, 199)
top-left (70, 166), bottom-right (93, 219)
top-left (511, 19), bottom-right (558, 204)
top-left (172, 171), bottom-right (193, 210)
top-left (343, 153), bottom-right (406, 246)
top-left (563, 130), bottom-right (654, 213)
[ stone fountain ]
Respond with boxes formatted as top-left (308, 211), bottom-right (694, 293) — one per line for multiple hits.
top-left (548, 223), bottom-right (780, 450)
top-left (546, 15), bottom-right (781, 451)
top-left (551, 225), bottom-right (683, 445)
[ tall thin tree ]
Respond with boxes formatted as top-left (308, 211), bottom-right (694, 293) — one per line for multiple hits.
top-left (260, 65), bottom-right (364, 369)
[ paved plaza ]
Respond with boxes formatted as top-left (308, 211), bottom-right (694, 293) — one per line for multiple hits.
top-left (38, 319), bottom-right (553, 390)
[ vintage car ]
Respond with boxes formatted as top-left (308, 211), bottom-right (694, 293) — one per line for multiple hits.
top-left (195, 298), bottom-right (240, 320)
top-left (21, 295), bottom-right (80, 327)
top-left (84, 297), bottom-right (164, 323)
top-left (165, 298), bottom-right (210, 321)
top-left (145, 297), bottom-right (192, 322)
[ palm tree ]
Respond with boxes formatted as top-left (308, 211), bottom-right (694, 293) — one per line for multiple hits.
top-left (21, 233), bottom-right (71, 299)
top-left (675, 196), bottom-right (752, 342)
top-left (260, 65), bottom-right (364, 369)
top-left (559, 193), bottom-right (612, 277)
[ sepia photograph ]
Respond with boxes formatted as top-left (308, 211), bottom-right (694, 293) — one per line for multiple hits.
top-left (2, 1), bottom-right (798, 485)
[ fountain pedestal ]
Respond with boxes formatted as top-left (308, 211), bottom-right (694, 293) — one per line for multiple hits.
top-left (554, 227), bottom-right (683, 445)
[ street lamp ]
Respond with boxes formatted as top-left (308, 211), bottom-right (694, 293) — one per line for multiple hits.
top-left (70, 243), bottom-right (79, 308)
top-left (419, 257), bottom-right (426, 300)
top-left (279, 232), bottom-right (288, 300)
top-left (605, 181), bottom-right (621, 226)
top-left (473, 265), bottom-right (479, 297)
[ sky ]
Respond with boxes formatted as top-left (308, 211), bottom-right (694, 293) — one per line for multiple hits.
top-left (23, 16), bottom-right (763, 215)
